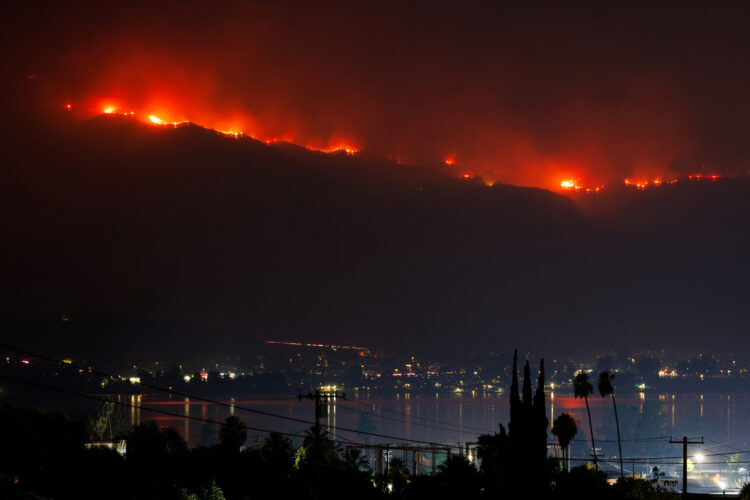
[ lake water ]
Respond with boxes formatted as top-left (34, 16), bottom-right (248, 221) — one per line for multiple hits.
top-left (115, 390), bottom-right (750, 494)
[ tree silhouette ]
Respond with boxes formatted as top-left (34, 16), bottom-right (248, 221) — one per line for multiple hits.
top-left (261, 431), bottom-right (295, 472)
top-left (437, 455), bottom-right (481, 498)
top-left (574, 371), bottom-right (598, 470)
top-left (343, 447), bottom-right (368, 472)
top-left (126, 421), bottom-right (168, 461)
top-left (163, 426), bottom-right (188, 456)
top-left (180, 480), bottom-right (227, 500)
top-left (384, 456), bottom-right (410, 494)
top-left (740, 482), bottom-right (750, 500)
top-left (552, 413), bottom-right (578, 472)
top-left (598, 371), bottom-right (623, 479)
top-left (302, 424), bottom-right (340, 468)
top-left (218, 416), bottom-right (247, 452)
top-left (476, 424), bottom-right (510, 495)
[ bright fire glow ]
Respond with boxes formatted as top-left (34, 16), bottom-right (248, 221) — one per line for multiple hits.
top-left (314, 144), bottom-right (359, 155)
top-left (72, 100), bottom-right (733, 192)
top-left (96, 102), bottom-right (361, 150)
top-left (624, 174), bottom-right (718, 190)
top-left (559, 179), bottom-right (602, 194)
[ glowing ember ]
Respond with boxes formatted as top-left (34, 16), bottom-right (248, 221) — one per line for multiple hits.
top-left (444, 158), bottom-right (455, 166)
top-left (65, 103), bottom-right (72, 111)
top-left (103, 106), bottom-right (116, 114)
top-left (149, 115), bottom-right (164, 124)
top-left (624, 175), bottom-right (715, 189)
top-left (312, 145), bottom-right (359, 155)
top-left (559, 179), bottom-right (602, 193)
top-left (220, 130), bottom-right (243, 139)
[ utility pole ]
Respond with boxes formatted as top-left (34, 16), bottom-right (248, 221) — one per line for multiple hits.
top-left (669, 436), bottom-right (703, 498)
top-left (298, 388), bottom-right (346, 500)
top-left (298, 388), bottom-right (346, 432)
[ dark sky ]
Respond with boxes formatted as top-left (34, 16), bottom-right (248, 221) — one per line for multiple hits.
top-left (1, 1), bottom-right (749, 361)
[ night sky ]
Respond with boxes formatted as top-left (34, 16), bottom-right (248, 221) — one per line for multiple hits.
top-left (1, 1), bottom-right (749, 362)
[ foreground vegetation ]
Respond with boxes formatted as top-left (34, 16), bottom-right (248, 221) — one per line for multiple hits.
top-left (0, 401), bottom-right (680, 500)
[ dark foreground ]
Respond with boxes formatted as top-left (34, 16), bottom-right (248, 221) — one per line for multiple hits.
top-left (0, 402), bottom-right (701, 500)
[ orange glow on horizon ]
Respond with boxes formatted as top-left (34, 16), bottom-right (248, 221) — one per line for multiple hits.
top-left (70, 100), bottom-right (733, 193)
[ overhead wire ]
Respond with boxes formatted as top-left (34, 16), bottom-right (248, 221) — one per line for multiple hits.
top-left (345, 397), bottom-right (496, 434)
top-left (6, 343), bottom-right (747, 461)
top-left (0, 372), bottom-right (377, 449)
top-left (0, 343), bottom-right (465, 450)
top-left (337, 399), bottom-right (493, 436)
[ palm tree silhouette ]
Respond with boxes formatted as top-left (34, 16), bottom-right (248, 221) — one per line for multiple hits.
top-left (261, 431), bottom-right (295, 472)
top-left (574, 371), bottom-right (598, 470)
top-left (219, 415), bottom-right (247, 452)
top-left (552, 413), bottom-right (578, 472)
top-left (598, 371), bottom-right (623, 479)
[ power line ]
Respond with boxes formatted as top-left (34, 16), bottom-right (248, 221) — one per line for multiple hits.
top-left (704, 437), bottom-right (748, 453)
top-left (5, 364), bottom-right (750, 470)
top-left (337, 399), bottom-right (489, 436)
top-left (0, 372), bottom-right (370, 449)
top-left (346, 397), bottom-right (496, 434)
top-left (574, 436), bottom-right (669, 443)
top-left (0, 344), bottom-right (464, 450)
top-left (0, 373), bottom-right (304, 439)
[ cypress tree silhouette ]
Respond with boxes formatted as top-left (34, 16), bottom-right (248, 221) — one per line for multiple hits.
top-left (533, 359), bottom-right (548, 462)
top-left (522, 359), bottom-right (532, 409)
top-left (508, 351), bottom-right (550, 494)
top-left (509, 349), bottom-right (520, 440)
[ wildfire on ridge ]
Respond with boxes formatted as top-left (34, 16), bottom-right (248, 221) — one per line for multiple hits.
top-left (68, 101), bottom-right (361, 151)
top-left (67, 101), bottom-right (728, 191)
top-left (559, 179), bottom-right (602, 194)
top-left (313, 145), bottom-right (359, 155)
top-left (149, 114), bottom-right (190, 127)
top-left (102, 105), bottom-right (135, 117)
top-left (624, 174), bottom-right (718, 189)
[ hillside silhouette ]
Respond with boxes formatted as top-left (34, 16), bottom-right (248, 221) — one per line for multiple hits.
top-left (2, 113), bottom-right (749, 360)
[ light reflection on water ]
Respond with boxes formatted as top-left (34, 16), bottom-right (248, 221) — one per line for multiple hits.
top-left (119, 391), bottom-right (750, 493)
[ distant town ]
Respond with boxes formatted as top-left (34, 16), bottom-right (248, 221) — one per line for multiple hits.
top-left (4, 340), bottom-right (749, 397)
